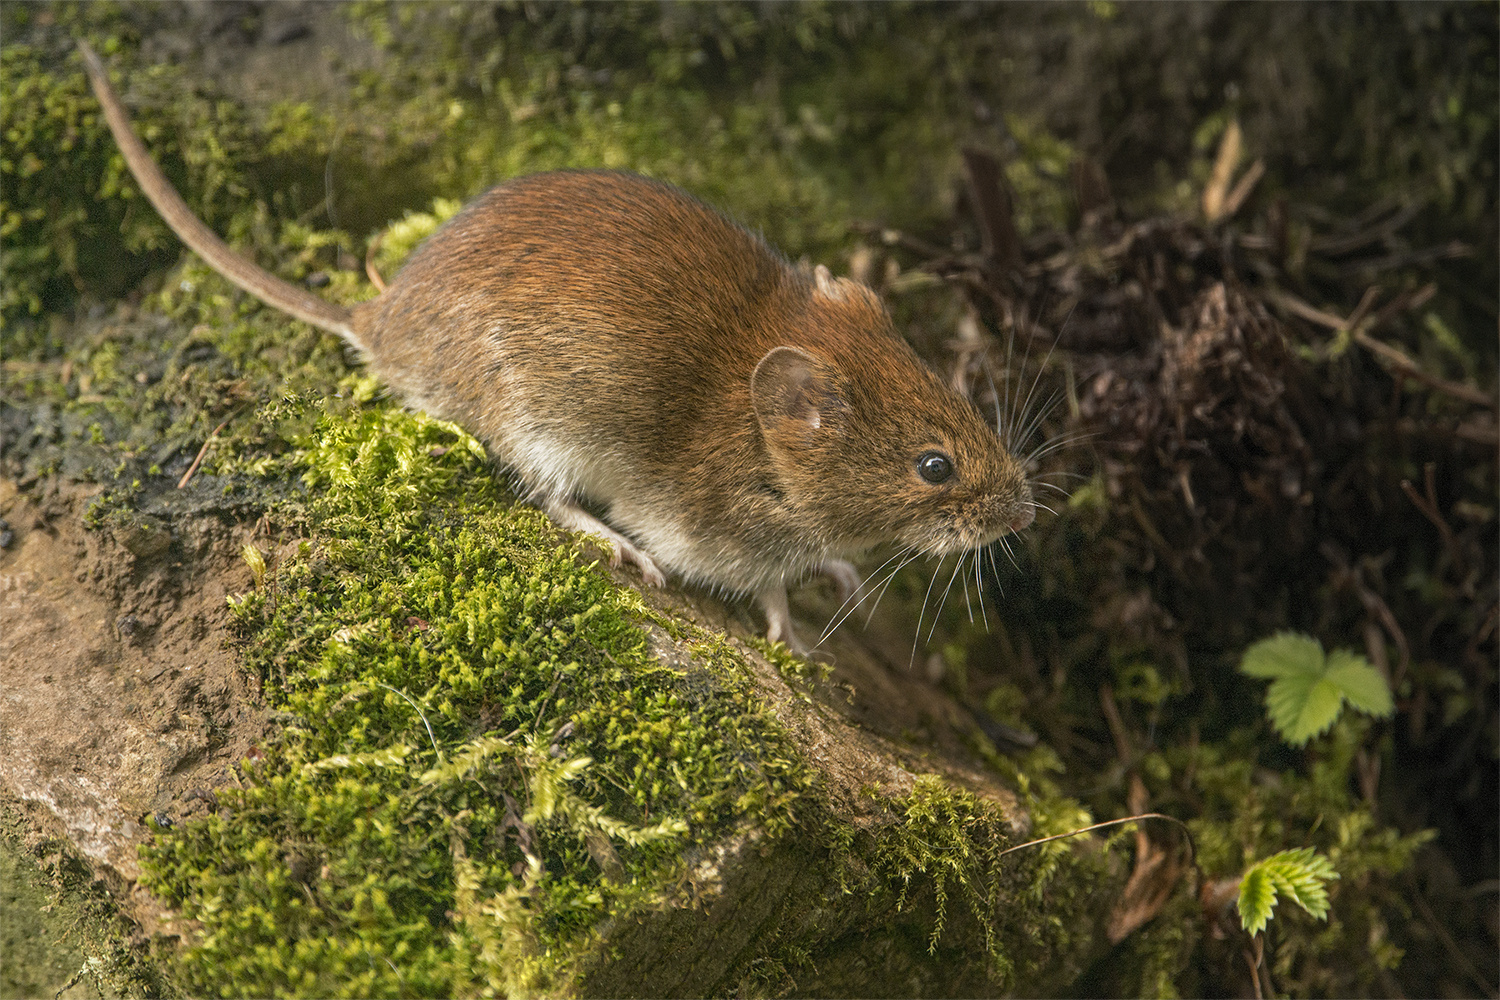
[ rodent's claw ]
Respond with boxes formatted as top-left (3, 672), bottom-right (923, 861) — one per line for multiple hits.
top-left (604, 535), bottom-right (666, 587)
top-left (630, 550), bottom-right (667, 588)
top-left (542, 496), bottom-right (665, 586)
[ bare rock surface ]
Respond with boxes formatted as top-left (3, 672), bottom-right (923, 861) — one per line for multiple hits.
top-left (0, 478), bottom-right (266, 931)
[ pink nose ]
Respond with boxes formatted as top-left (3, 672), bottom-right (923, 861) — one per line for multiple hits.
top-left (1009, 503), bottom-right (1036, 532)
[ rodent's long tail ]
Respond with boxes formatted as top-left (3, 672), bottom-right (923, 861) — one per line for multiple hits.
top-left (79, 41), bottom-right (360, 344)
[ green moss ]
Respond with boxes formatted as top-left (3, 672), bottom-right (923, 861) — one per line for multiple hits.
top-left (1, 8), bottom-right (257, 321)
top-left (799, 765), bottom-right (1119, 997)
top-left (748, 636), bottom-right (833, 686)
top-left (869, 777), bottom-right (1014, 968)
top-left (138, 404), bottom-right (812, 996)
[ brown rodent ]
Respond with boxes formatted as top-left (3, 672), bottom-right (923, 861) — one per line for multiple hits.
top-left (80, 42), bottom-right (1035, 653)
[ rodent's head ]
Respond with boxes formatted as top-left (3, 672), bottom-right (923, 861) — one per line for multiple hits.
top-left (751, 275), bottom-right (1035, 560)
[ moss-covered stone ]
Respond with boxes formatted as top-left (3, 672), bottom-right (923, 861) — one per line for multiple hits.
top-left (121, 401), bottom-right (1131, 997)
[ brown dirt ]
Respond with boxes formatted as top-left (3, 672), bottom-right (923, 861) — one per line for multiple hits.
top-left (0, 476), bottom-right (267, 933)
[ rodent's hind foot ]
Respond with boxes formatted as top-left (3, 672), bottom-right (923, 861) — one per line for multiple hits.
top-left (541, 496), bottom-right (666, 587)
top-left (758, 584), bottom-right (810, 656)
top-left (630, 549), bottom-right (667, 587)
top-left (613, 540), bottom-right (666, 587)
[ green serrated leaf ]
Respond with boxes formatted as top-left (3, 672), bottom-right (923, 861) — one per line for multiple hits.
top-left (1324, 649), bottom-right (1395, 718)
top-left (1276, 676), bottom-right (1347, 745)
top-left (1238, 864), bottom-right (1278, 935)
top-left (1240, 632), bottom-right (1325, 679)
top-left (1237, 849), bottom-right (1338, 933)
top-left (1243, 633), bottom-right (1395, 745)
top-left (1263, 669), bottom-right (1316, 732)
top-left (1271, 856), bottom-right (1336, 921)
top-left (1239, 848), bottom-right (1340, 932)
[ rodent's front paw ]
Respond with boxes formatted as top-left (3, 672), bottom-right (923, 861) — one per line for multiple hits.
top-left (539, 496), bottom-right (666, 586)
top-left (818, 559), bottom-right (861, 603)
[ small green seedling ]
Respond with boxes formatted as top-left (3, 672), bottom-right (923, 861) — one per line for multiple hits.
top-left (1237, 847), bottom-right (1338, 935)
top-left (1239, 632), bottom-right (1394, 745)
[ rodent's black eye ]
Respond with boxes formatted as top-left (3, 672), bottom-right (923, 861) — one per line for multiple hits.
top-left (916, 451), bottom-right (954, 484)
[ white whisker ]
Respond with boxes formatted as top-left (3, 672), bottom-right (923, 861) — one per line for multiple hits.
top-left (974, 551), bottom-right (990, 631)
top-left (981, 360), bottom-right (1008, 451)
top-left (1032, 481), bottom-right (1075, 497)
top-left (986, 545), bottom-right (1006, 600)
top-left (1033, 466), bottom-right (1090, 481)
top-left (818, 549), bottom-right (908, 643)
top-left (1025, 430), bottom-right (1094, 465)
top-left (960, 552), bottom-right (975, 625)
top-left (925, 556), bottom-right (966, 644)
top-left (999, 535), bottom-right (1022, 574)
top-left (1011, 335), bottom-right (1059, 456)
top-left (910, 557), bottom-right (947, 668)
top-left (864, 550), bottom-right (922, 629)
top-left (1001, 316), bottom-right (1018, 450)
top-left (1013, 390), bottom-right (1062, 455)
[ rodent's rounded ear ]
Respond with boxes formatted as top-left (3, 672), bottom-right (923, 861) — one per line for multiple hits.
top-left (751, 346), bottom-right (842, 442)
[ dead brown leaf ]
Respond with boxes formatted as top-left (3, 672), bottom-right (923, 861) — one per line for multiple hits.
top-left (1107, 775), bottom-right (1189, 943)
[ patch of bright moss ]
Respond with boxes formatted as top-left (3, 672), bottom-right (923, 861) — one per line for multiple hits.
top-left (745, 761), bottom-right (1118, 999)
top-left (870, 776), bottom-right (1018, 971)
top-left (138, 404), bottom-right (812, 997)
top-left (748, 636), bottom-right (833, 686)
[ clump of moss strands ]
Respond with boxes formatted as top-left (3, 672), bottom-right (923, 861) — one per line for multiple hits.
top-left (140, 406), bottom-right (811, 996)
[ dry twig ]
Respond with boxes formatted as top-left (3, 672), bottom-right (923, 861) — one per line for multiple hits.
top-left (176, 414), bottom-right (234, 489)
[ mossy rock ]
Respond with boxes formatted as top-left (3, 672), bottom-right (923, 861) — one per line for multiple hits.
top-left (1, 363), bottom-right (1136, 998)
top-left (116, 403), bottom-right (1125, 998)
top-left (0, 5), bottom-right (1151, 996)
